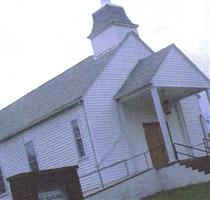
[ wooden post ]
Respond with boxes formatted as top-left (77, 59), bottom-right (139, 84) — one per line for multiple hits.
top-left (150, 87), bottom-right (176, 162)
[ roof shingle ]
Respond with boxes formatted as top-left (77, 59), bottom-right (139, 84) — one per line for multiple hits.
top-left (89, 4), bottom-right (138, 38)
top-left (115, 44), bottom-right (173, 99)
top-left (0, 50), bottom-right (115, 141)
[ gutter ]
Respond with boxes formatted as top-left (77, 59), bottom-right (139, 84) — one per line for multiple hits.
top-left (114, 83), bottom-right (152, 102)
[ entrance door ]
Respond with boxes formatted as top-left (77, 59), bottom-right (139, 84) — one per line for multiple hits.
top-left (143, 122), bottom-right (169, 169)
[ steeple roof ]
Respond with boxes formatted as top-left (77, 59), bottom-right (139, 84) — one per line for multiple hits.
top-left (88, 4), bottom-right (138, 38)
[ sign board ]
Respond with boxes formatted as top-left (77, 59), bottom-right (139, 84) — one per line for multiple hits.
top-left (38, 189), bottom-right (68, 200)
top-left (8, 166), bottom-right (84, 200)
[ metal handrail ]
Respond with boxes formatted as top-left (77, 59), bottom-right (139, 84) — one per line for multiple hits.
top-left (80, 150), bottom-right (151, 179)
top-left (193, 142), bottom-right (205, 148)
top-left (203, 138), bottom-right (210, 153)
top-left (80, 147), bottom-right (155, 191)
top-left (174, 143), bottom-right (208, 153)
top-left (199, 114), bottom-right (210, 153)
top-left (96, 144), bottom-right (164, 174)
top-left (174, 142), bottom-right (209, 159)
top-left (80, 144), bottom-right (169, 193)
top-left (200, 114), bottom-right (209, 138)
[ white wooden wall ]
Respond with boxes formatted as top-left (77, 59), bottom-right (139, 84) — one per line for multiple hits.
top-left (123, 101), bottom-right (156, 171)
top-left (153, 47), bottom-right (210, 88)
top-left (84, 33), bottom-right (152, 184)
top-left (0, 105), bottom-right (99, 200)
top-left (123, 98), bottom-right (189, 166)
top-left (180, 95), bottom-right (206, 157)
top-left (1, 33), bottom-right (153, 199)
top-left (91, 25), bottom-right (138, 57)
top-left (199, 91), bottom-right (210, 119)
top-left (165, 103), bottom-right (189, 159)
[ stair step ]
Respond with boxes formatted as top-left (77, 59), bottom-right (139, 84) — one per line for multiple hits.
top-left (179, 156), bottom-right (210, 174)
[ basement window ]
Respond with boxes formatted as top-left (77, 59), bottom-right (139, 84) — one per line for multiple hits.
top-left (0, 166), bottom-right (6, 195)
top-left (71, 119), bottom-right (86, 158)
top-left (25, 141), bottom-right (39, 172)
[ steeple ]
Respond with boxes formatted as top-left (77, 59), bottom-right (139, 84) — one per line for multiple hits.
top-left (89, 2), bottom-right (139, 57)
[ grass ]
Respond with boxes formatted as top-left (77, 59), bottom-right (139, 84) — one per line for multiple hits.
top-left (143, 182), bottom-right (210, 200)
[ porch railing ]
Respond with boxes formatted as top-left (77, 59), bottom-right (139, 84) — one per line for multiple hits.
top-left (80, 149), bottom-right (153, 193)
top-left (200, 115), bottom-right (210, 138)
top-left (173, 142), bottom-right (209, 160)
top-left (203, 138), bottom-right (210, 153)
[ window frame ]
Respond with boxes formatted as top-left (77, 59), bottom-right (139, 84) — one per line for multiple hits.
top-left (24, 141), bottom-right (39, 172)
top-left (71, 119), bottom-right (86, 160)
top-left (0, 165), bottom-right (7, 197)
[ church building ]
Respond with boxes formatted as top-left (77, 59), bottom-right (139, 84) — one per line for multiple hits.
top-left (1, 0), bottom-right (210, 199)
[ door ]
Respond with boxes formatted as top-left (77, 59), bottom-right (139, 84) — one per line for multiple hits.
top-left (143, 122), bottom-right (169, 169)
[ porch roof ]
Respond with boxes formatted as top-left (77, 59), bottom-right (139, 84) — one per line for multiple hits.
top-left (115, 44), bottom-right (210, 100)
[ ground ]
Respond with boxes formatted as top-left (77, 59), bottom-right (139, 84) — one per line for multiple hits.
top-left (143, 181), bottom-right (210, 200)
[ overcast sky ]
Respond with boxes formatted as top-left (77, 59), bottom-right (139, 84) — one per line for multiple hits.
top-left (0, 0), bottom-right (209, 110)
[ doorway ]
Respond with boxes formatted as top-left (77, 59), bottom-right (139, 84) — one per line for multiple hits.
top-left (143, 122), bottom-right (169, 169)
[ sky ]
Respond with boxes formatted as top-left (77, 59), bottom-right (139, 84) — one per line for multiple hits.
top-left (0, 0), bottom-right (209, 110)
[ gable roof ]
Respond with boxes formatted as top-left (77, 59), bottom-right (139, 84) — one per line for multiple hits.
top-left (0, 49), bottom-right (115, 142)
top-left (89, 4), bottom-right (138, 38)
top-left (0, 31), bottom-right (146, 142)
top-left (115, 44), bottom-right (210, 100)
top-left (115, 44), bottom-right (173, 99)
top-left (158, 44), bottom-right (210, 87)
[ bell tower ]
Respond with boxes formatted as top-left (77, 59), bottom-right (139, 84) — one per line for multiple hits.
top-left (89, 1), bottom-right (139, 57)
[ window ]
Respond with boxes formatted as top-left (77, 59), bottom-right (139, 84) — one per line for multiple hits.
top-left (71, 119), bottom-right (86, 158)
top-left (25, 141), bottom-right (39, 172)
top-left (0, 166), bottom-right (6, 195)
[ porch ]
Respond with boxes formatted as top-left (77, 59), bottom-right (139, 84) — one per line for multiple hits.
top-left (117, 85), bottom-right (209, 169)
top-left (81, 84), bottom-right (210, 196)
top-left (84, 44), bottom-right (210, 198)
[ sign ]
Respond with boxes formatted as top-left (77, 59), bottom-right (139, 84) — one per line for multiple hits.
top-left (8, 166), bottom-right (84, 200)
top-left (38, 189), bottom-right (68, 200)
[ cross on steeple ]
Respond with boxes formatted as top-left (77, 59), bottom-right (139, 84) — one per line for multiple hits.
top-left (100, 0), bottom-right (111, 5)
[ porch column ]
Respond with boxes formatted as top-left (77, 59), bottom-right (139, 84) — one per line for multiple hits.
top-left (150, 87), bottom-right (176, 161)
top-left (206, 89), bottom-right (210, 106)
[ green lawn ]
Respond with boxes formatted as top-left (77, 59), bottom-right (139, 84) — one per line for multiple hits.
top-left (143, 182), bottom-right (210, 200)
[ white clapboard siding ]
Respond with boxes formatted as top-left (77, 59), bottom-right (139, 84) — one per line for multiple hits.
top-left (123, 99), bottom-right (188, 166)
top-left (91, 25), bottom-right (138, 57)
top-left (199, 91), bottom-right (210, 117)
top-left (165, 104), bottom-right (189, 159)
top-left (0, 105), bottom-right (100, 200)
top-left (84, 33), bottom-right (152, 184)
top-left (180, 95), bottom-right (206, 157)
top-left (1, 136), bottom-right (30, 200)
top-left (123, 101), bottom-right (157, 171)
top-left (152, 47), bottom-right (210, 88)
